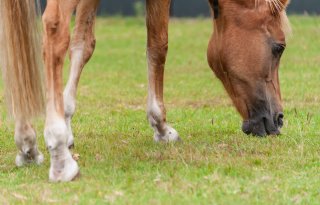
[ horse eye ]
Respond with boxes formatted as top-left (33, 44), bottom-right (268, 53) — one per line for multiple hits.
top-left (272, 43), bottom-right (286, 57)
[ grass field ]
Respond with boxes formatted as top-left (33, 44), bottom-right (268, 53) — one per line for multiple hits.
top-left (0, 16), bottom-right (320, 204)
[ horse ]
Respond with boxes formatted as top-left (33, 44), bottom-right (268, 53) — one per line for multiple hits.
top-left (0, 0), bottom-right (291, 182)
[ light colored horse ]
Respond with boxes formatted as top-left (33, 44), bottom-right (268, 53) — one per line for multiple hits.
top-left (0, 0), bottom-right (290, 182)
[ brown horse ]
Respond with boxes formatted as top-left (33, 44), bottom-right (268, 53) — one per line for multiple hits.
top-left (149, 0), bottom-right (291, 140)
top-left (0, 0), bottom-right (290, 182)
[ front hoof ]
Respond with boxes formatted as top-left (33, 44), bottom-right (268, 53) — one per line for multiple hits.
top-left (49, 155), bottom-right (80, 182)
top-left (154, 126), bottom-right (181, 142)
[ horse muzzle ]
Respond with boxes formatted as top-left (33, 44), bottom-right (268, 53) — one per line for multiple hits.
top-left (242, 112), bottom-right (284, 137)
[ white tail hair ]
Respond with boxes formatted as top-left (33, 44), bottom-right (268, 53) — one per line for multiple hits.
top-left (0, 0), bottom-right (44, 120)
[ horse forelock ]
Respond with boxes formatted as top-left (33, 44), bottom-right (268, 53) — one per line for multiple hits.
top-left (265, 0), bottom-right (285, 14)
top-left (254, 0), bottom-right (292, 37)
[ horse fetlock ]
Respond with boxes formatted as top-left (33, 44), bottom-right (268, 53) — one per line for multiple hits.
top-left (147, 111), bottom-right (162, 129)
top-left (44, 121), bottom-right (68, 151)
top-left (66, 132), bottom-right (75, 149)
top-left (147, 100), bottom-right (180, 142)
top-left (154, 125), bottom-right (180, 142)
top-left (63, 96), bottom-right (76, 149)
top-left (14, 123), bottom-right (36, 148)
top-left (49, 145), bottom-right (79, 182)
top-left (14, 123), bottom-right (43, 166)
top-left (147, 100), bottom-right (164, 127)
top-left (66, 119), bottom-right (75, 149)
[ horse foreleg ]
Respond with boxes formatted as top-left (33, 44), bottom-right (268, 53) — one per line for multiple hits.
top-left (146, 0), bottom-right (180, 142)
top-left (14, 119), bottom-right (44, 167)
top-left (42, 0), bottom-right (80, 182)
top-left (64, 0), bottom-right (100, 148)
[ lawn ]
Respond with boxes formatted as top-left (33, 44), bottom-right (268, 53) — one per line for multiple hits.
top-left (0, 16), bottom-right (320, 204)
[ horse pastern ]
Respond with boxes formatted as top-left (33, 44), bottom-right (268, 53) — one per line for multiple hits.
top-left (49, 149), bottom-right (80, 182)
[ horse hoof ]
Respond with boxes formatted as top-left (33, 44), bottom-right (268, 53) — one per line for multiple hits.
top-left (154, 125), bottom-right (181, 142)
top-left (49, 155), bottom-right (79, 182)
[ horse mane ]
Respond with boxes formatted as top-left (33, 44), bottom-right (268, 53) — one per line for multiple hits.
top-left (265, 0), bottom-right (286, 14)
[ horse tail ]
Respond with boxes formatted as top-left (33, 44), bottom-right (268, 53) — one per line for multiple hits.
top-left (0, 0), bottom-right (44, 120)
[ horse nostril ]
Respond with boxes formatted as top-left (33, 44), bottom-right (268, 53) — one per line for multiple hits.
top-left (242, 120), bottom-right (251, 135)
top-left (277, 112), bottom-right (284, 128)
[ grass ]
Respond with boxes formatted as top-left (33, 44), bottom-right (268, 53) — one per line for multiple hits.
top-left (0, 16), bottom-right (320, 204)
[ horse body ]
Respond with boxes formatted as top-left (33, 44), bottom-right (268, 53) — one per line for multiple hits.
top-left (0, 0), bottom-right (290, 182)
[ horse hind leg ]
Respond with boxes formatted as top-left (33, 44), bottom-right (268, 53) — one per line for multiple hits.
top-left (42, 0), bottom-right (79, 182)
top-left (146, 0), bottom-right (180, 142)
top-left (64, 0), bottom-right (100, 148)
top-left (14, 119), bottom-right (44, 167)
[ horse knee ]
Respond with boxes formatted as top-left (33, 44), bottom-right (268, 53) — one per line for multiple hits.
top-left (42, 17), bottom-right (59, 37)
top-left (42, 10), bottom-right (70, 59)
top-left (42, 1), bottom-right (60, 36)
top-left (147, 42), bottom-right (168, 64)
top-left (69, 34), bottom-right (96, 64)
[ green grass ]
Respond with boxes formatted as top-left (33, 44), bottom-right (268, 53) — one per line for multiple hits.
top-left (0, 16), bottom-right (320, 204)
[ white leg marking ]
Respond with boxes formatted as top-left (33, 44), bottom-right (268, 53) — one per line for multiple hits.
top-left (147, 97), bottom-right (180, 142)
top-left (14, 121), bottom-right (44, 167)
top-left (44, 117), bottom-right (79, 182)
top-left (44, 118), bottom-right (68, 150)
top-left (63, 93), bottom-right (75, 148)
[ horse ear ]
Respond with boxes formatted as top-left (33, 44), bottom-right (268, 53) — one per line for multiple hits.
top-left (208, 0), bottom-right (220, 19)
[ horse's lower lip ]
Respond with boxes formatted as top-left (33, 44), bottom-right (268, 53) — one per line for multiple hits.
top-left (242, 119), bottom-right (281, 137)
